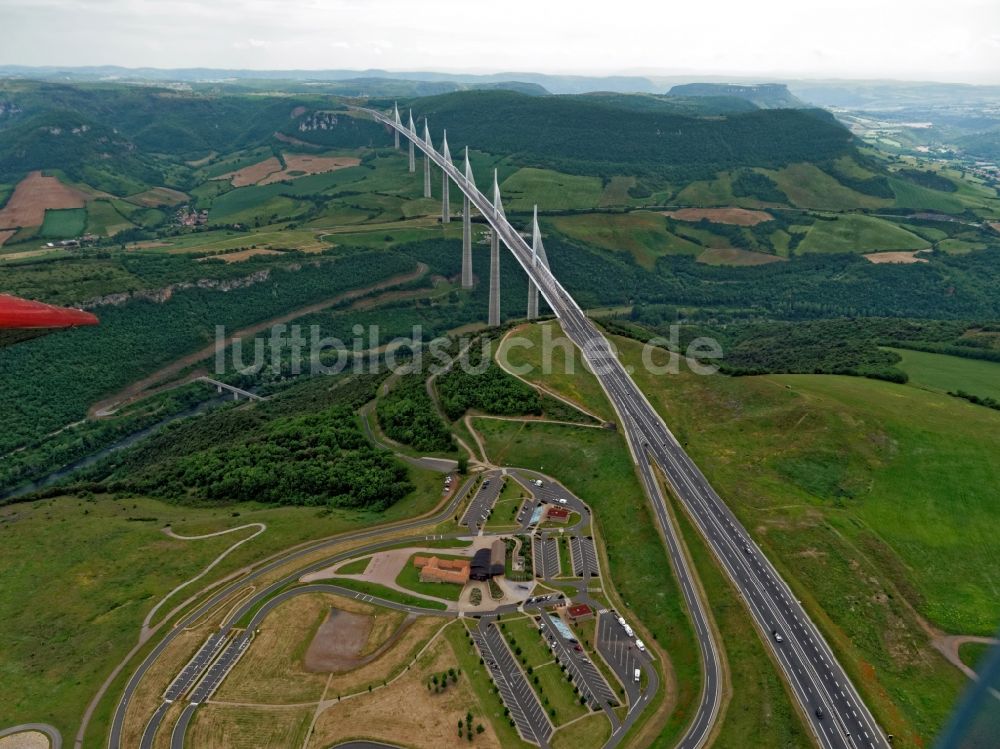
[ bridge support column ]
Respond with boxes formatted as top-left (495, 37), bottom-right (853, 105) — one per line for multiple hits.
top-left (442, 173), bottom-right (450, 222)
top-left (424, 154), bottom-right (432, 198)
top-left (527, 204), bottom-right (549, 321)
top-left (527, 281), bottom-right (538, 320)
top-left (489, 228), bottom-right (500, 326)
top-left (407, 110), bottom-right (416, 173)
top-left (462, 196), bottom-right (472, 288)
top-left (462, 146), bottom-right (475, 289)
top-left (392, 102), bottom-right (401, 150)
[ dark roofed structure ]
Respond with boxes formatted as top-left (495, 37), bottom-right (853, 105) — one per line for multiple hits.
top-left (470, 539), bottom-right (506, 580)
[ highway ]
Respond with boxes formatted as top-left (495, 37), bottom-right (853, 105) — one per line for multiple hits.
top-left (364, 105), bottom-right (889, 749)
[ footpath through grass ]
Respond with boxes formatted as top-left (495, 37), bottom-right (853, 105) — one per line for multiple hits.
top-left (1, 462), bottom-right (448, 743)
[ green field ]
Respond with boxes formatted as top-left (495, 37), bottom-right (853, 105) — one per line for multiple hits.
top-left (501, 615), bottom-right (552, 669)
top-left (547, 212), bottom-right (701, 269)
top-left (39, 208), bottom-right (87, 238)
top-left (532, 661), bottom-right (588, 724)
top-left (674, 172), bottom-right (735, 206)
top-left (616, 334), bottom-right (991, 744)
top-left (767, 163), bottom-right (892, 211)
top-left (337, 556), bottom-right (371, 575)
top-left (330, 576), bottom-right (449, 610)
top-left (85, 199), bottom-right (135, 236)
top-left (891, 347), bottom-right (1000, 402)
top-left (497, 322), bottom-right (613, 421)
top-left (0, 463), bottom-right (448, 742)
top-left (500, 167), bottom-right (604, 211)
top-left (958, 642), bottom-right (993, 672)
top-left (796, 214), bottom-right (930, 254)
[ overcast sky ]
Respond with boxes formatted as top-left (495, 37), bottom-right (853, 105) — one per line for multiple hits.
top-left (2, 0), bottom-right (999, 83)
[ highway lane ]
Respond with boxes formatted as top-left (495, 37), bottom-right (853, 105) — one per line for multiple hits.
top-left (365, 107), bottom-right (888, 749)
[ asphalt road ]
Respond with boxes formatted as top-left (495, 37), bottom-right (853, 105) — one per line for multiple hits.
top-left (109, 475), bottom-right (479, 749)
top-left (119, 460), bottom-right (656, 749)
top-left (366, 107), bottom-right (889, 749)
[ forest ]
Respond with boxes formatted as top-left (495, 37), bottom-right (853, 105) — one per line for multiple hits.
top-left (603, 314), bottom-right (982, 382)
top-left (409, 90), bottom-right (854, 182)
top-left (376, 372), bottom-right (456, 453)
top-left (74, 373), bottom-right (412, 510)
top-left (0, 250), bottom-right (415, 456)
top-left (435, 336), bottom-right (542, 421)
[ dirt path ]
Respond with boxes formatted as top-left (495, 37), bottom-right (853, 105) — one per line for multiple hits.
top-left (496, 325), bottom-right (606, 424)
top-left (141, 523), bottom-right (267, 638)
top-left (931, 633), bottom-right (998, 681)
top-left (88, 263), bottom-right (428, 418)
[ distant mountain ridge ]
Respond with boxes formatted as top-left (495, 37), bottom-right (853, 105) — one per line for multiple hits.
top-left (667, 83), bottom-right (807, 108)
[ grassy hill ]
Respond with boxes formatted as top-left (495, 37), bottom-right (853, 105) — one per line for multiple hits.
top-left (408, 90), bottom-right (855, 183)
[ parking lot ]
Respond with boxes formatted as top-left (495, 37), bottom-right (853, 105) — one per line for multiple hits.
top-left (569, 535), bottom-right (600, 578)
top-left (595, 610), bottom-right (648, 705)
top-left (512, 473), bottom-right (588, 520)
top-left (163, 632), bottom-right (228, 700)
top-left (533, 535), bottom-right (561, 579)
top-left (542, 612), bottom-right (618, 710)
top-left (188, 632), bottom-right (251, 703)
top-left (460, 471), bottom-right (503, 533)
top-left (473, 621), bottom-right (553, 745)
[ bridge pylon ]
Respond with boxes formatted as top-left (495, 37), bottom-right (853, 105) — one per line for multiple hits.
top-left (527, 205), bottom-right (550, 320)
top-left (489, 169), bottom-right (503, 326)
top-left (407, 110), bottom-right (416, 172)
top-left (392, 102), bottom-right (401, 150)
top-left (441, 130), bottom-right (452, 223)
top-left (462, 147), bottom-right (475, 289)
top-left (423, 119), bottom-right (433, 199)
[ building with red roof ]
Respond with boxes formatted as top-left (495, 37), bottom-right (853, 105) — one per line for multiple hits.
top-left (566, 603), bottom-right (593, 622)
top-left (546, 506), bottom-right (570, 523)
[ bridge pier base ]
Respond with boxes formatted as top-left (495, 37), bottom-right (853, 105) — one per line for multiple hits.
top-left (527, 282), bottom-right (538, 320)
top-left (489, 228), bottom-right (500, 326)
top-left (442, 173), bottom-right (450, 222)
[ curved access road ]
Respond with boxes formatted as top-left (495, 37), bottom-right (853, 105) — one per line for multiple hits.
top-left (108, 476), bottom-right (477, 749)
top-left (0, 724), bottom-right (62, 749)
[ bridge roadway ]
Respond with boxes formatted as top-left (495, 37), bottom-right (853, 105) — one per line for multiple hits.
top-left (365, 106), bottom-right (889, 749)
